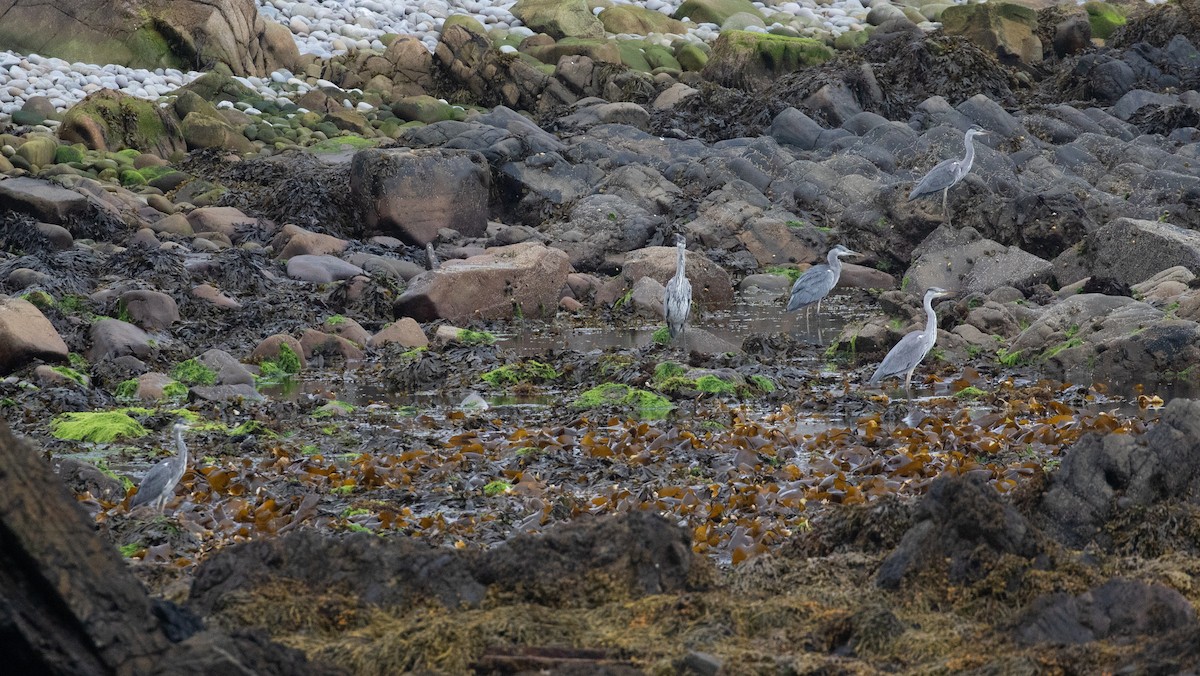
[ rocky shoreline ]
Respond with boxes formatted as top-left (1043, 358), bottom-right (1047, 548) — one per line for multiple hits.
top-left (4, 0), bottom-right (1200, 673)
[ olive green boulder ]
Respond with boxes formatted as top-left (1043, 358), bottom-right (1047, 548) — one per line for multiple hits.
top-left (673, 0), bottom-right (765, 26)
top-left (59, 89), bottom-right (186, 159)
top-left (15, 135), bottom-right (58, 169)
top-left (181, 112), bottom-right (255, 154)
top-left (644, 45), bottom-right (682, 71)
top-left (442, 13), bottom-right (491, 41)
top-left (1085, 1), bottom-right (1126, 40)
top-left (941, 2), bottom-right (1042, 65)
top-left (676, 43), bottom-right (710, 71)
top-left (617, 40), bottom-right (653, 71)
top-left (391, 96), bottom-right (465, 124)
top-left (511, 0), bottom-right (605, 39)
top-left (702, 30), bottom-right (833, 88)
top-left (525, 38), bottom-right (623, 65)
top-left (598, 6), bottom-right (688, 35)
top-left (177, 64), bottom-right (258, 105)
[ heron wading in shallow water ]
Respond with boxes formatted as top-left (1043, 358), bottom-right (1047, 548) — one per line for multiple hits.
top-left (130, 421), bottom-right (189, 512)
top-left (908, 127), bottom-right (990, 226)
top-left (664, 233), bottom-right (692, 343)
top-left (869, 287), bottom-right (954, 391)
top-left (786, 244), bottom-right (861, 331)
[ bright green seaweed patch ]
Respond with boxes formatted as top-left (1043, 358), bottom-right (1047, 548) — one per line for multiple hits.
top-left (51, 366), bottom-right (88, 387)
top-left (484, 479), bottom-right (513, 496)
top-left (574, 383), bottom-right (674, 419)
top-left (749, 374), bottom-right (776, 393)
top-left (652, 326), bottom-right (672, 345)
top-left (457, 328), bottom-right (496, 346)
top-left (171, 358), bottom-right (216, 386)
top-left (695, 375), bottom-right (737, 394)
top-left (653, 361), bottom-right (687, 383)
top-left (115, 378), bottom-right (140, 400)
top-left (50, 411), bottom-right (150, 443)
top-left (482, 360), bottom-right (559, 387)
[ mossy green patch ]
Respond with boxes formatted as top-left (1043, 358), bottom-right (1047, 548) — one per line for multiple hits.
top-left (314, 400), bottom-right (355, 419)
top-left (119, 542), bottom-right (142, 557)
top-left (652, 326), bottom-right (672, 345)
top-left (230, 420), bottom-right (277, 437)
top-left (50, 366), bottom-right (88, 387)
top-left (50, 411), bottom-right (150, 443)
top-left (457, 329), bottom-right (496, 346)
top-left (954, 386), bottom-right (987, 399)
top-left (308, 134), bottom-right (379, 154)
top-left (484, 480), bottom-right (513, 496)
top-left (482, 360), bottom-right (560, 387)
top-left (115, 378), bottom-right (140, 400)
top-left (161, 381), bottom-right (189, 400)
top-left (653, 361), bottom-right (687, 383)
top-left (20, 290), bottom-right (55, 309)
top-left (574, 383), bottom-right (674, 419)
top-left (326, 314), bottom-right (347, 326)
top-left (1085, 1), bottom-right (1126, 40)
top-left (749, 374), bottom-right (776, 393)
top-left (695, 375), bottom-right (736, 394)
top-left (171, 358), bottom-right (216, 386)
top-left (765, 265), bottom-right (802, 285)
top-left (54, 144), bottom-right (84, 164)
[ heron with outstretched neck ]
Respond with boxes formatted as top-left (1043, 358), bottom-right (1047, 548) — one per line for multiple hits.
top-left (869, 287), bottom-right (953, 391)
top-left (130, 422), bottom-right (189, 512)
top-left (908, 127), bottom-right (989, 226)
top-left (663, 233), bottom-right (692, 343)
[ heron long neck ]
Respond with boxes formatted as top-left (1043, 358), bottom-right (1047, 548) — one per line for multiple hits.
top-left (827, 250), bottom-right (844, 283)
top-left (676, 243), bottom-right (686, 276)
top-left (922, 294), bottom-right (940, 352)
top-left (173, 427), bottom-right (188, 465)
top-left (962, 132), bottom-right (977, 169)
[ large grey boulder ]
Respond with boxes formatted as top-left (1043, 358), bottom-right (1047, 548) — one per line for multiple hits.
top-left (1053, 218), bottom-right (1200, 287)
top-left (0, 0), bottom-right (298, 76)
top-left (621, 245), bottom-right (735, 310)
top-left (906, 226), bottom-right (1052, 295)
top-left (544, 195), bottom-right (662, 273)
top-left (393, 242), bottom-right (571, 323)
top-left (350, 147), bottom-right (490, 246)
top-left (0, 298), bottom-right (69, 375)
top-left (0, 178), bottom-right (89, 224)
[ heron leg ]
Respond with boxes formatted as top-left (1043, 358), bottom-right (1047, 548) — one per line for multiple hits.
top-left (942, 188), bottom-right (950, 227)
top-left (904, 368), bottom-right (914, 392)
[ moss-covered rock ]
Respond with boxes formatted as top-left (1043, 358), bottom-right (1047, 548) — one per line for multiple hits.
top-left (599, 6), bottom-right (689, 35)
top-left (54, 144), bottom-right (85, 165)
top-left (15, 134), bottom-right (58, 168)
top-left (673, 0), bottom-right (765, 26)
top-left (525, 37), bottom-right (623, 65)
top-left (178, 64), bottom-right (258, 104)
top-left (442, 13), bottom-right (492, 42)
top-left (574, 383), bottom-right (674, 419)
top-left (834, 28), bottom-right (870, 51)
top-left (50, 410), bottom-right (150, 443)
top-left (181, 112), bottom-right (255, 154)
top-left (391, 96), bottom-right (465, 124)
top-left (1085, 1), bottom-right (1126, 40)
top-left (58, 89), bottom-right (186, 159)
top-left (644, 44), bottom-right (683, 71)
top-left (941, 2), bottom-right (1042, 65)
top-left (702, 30), bottom-right (833, 88)
top-left (512, 0), bottom-right (606, 39)
top-left (676, 43), bottom-right (710, 71)
top-left (617, 40), bottom-right (654, 71)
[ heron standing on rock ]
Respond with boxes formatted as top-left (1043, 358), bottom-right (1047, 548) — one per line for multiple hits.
top-left (130, 421), bottom-right (190, 513)
top-left (786, 244), bottom-right (861, 324)
top-left (664, 233), bottom-right (692, 342)
top-left (908, 127), bottom-right (990, 226)
top-left (869, 287), bottom-right (954, 391)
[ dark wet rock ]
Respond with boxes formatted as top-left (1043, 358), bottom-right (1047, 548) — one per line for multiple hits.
top-left (621, 245), bottom-right (734, 311)
top-left (906, 225), bottom-right (1053, 296)
top-left (1052, 13), bottom-right (1092, 58)
top-left (544, 195), bottom-right (662, 273)
top-left (298, 329), bottom-right (365, 363)
top-left (350, 147), bottom-right (489, 246)
top-left (150, 628), bottom-right (330, 676)
top-left (1017, 579), bottom-right (1196, 645)
top-left (559, 102), bottom-right (653, 133)
top-left (498, 152), bottom-right (603, 226)
top-left (1039, 399), bottom-right (1200, 548)
top-left (394, 242), bottom-right (570, 323)
top-left (1053, 218), bottom-right (1200, 287)
top-left (875, 474), bottom-right (1043, 589)
top-left (55, 457), bottom-right (126, 503)
top-left (472, 511), bottom-right (698, 605)
top-left (343, 252), bottom-right (421, 281)
top-left (88, 318), bottom-right (155, 362)
top-left (189, 384), bottom-right (264, 402)
top-left (285, 255), bottom-right (364, 284)
top-left (0, 177), bottom-right (89, 224)
top-left (681, 328), bottom-right (743, 357)
top-left (119, 290), bottom-right (180, 332)
top-left (0, 297), bottom-right (69, 375)
top-left (188, 528), bottom-right (487, 615)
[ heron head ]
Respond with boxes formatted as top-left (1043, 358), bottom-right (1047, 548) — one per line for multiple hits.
top-left (966, 127), bottom-right (991, 138)
top-left (674, 233), bottom-right (686, 247)
top-left (172, 421), bottom-right (189, 435)
top-left (926, 287), bottom-right (954, 300)
top-left (831, 244), bottom-right (862, 258)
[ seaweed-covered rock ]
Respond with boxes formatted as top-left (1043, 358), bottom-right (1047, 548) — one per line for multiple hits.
top-left (875, 474), bottom-right (1043, 589)
top-left (1039, 398), bottom-right (1200, 548)
top-left (673, 0), bottom-right (764, 26)
top-left (599, 5), bottom-right (688, 35)
top-left (1017, 579), bottom-right (1196, 645)
top-left (511, 0), bottom-right (605, 39)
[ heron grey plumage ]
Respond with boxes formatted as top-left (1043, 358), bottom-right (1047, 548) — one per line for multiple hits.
top-left (130, 422), bottom-right (189, 512)
top-left (786, 244), bottom-right (861, 318)
top-left (907, 128), bottom-right (989, 226)
top-left (869, 287), bottom-right (953, 390)
top-left (663, 234), bottom-right (692, 341)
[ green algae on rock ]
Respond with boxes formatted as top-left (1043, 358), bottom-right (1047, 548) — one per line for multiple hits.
top-left (703, 30), bottom-right (834, 89)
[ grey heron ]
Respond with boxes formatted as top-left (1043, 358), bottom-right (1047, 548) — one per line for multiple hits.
top-left (786, 244), bottom-right (861, 321)
top-left (663, 233), bottom-right (692, 341)
top-left (908, 127), bottom-right (990, 226)
top-left (130, 422), bottom-right (189, 512)
top-left (869, 287), bottom-right (954, 390)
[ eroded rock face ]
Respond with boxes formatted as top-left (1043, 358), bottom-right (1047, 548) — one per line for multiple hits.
top-left (1054, 218), bottom-right (1200, 287)
top-left (393, 242), bottom-right (571, 323)
top-left (0, 0), bottom-right (298, 77)
top-left (906, 225), bottom-right (1053, 295)
top-left (1039, 399), bottom-right (1200, 548)
top-left (941, 2), bottom-right (1043, 65)
top-left (350, 147), bottom-right (490, 246)
top-left (622, 245), bottom-right (736, 310)
top-left (875, 474), bottom-right (1043, 589)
